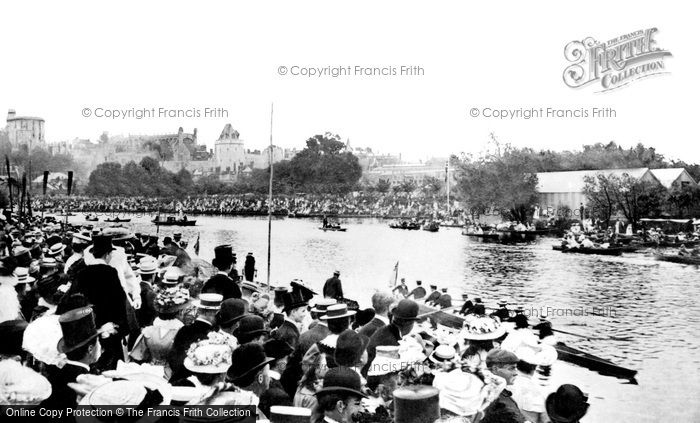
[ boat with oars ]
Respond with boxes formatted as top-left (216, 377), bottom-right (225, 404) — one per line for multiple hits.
top-left (153, 215), bottom-right (197, 226)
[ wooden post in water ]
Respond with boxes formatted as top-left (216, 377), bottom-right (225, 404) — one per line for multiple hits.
top-left (267, 103), bottom-right (274, 290)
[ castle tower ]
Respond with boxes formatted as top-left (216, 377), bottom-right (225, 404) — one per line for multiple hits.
top-left (214, 124), bottom-right (246, 174)
top-left (6, 109), bottom-right (45, 150)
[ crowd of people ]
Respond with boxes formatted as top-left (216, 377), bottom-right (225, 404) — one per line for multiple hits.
top-left (0, 211), bottom-right (590, 423)
top-left (34, 193), bottom-right (465, 222)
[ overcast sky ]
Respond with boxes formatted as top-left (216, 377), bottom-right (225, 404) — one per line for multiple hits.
top-left (1, 1), bottom-right (696, 162)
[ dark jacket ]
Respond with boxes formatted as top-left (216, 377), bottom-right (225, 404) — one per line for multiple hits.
top-left (363, 323), bottom-right (402, 377)
top-left (408, 286), bottom-right (426, 300)
top-left (42, 362), bottom-right (90, 412)
top-left (322, 276), bottom-right (343, 300)
top-left (70, 264), bottom-right (128, 331)
top-left (436, 294), bottom-right (452, 309)
top-left (459, 300), bottom-right (475, 315)
top-left (202, 273), bottom-right (242, 300)
top-left (358, 317), bottom-right (386, 339)
top-left (280, 323), bottom-right (330, 397)
top-left (258, 377), bottom-right (292, 418)
top-left (425, 290), bottom-right (441, 304)
top-left (491, 307), bottom-right (510, 322)
top-left (244, 257), bottom-right (256, 282)
top-left (480, 389), bottom-right (526, 423)
top-left (273, 320), bottom-right (300, 349)
top-left (136, 281), bottom-right (157, 328)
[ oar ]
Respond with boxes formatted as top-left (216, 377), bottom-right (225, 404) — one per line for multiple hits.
top-left (551, 327), bottom-right (633, 342)
top-left (416, 305), bottom-right (458, 319)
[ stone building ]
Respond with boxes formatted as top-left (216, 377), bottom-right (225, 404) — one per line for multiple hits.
top-left (5, 109), bottom-right (45, 151)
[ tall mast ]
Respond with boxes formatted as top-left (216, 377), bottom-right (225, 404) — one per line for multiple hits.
top-left (445, 160), bottom-right (450, 216)
top-left (267, 103), bottom-right (274, 289)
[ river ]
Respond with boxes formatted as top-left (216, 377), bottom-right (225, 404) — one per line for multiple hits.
top-left (69, 213), bottom-right (700, 421)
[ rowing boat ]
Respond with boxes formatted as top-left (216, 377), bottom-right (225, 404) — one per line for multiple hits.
top-left (104, 217), bottom-right (131, 223)
top-left (552, 245), bottom-right (623, 256)
top-left (416, 301), bottom-right (638, 381)
top-left (319, 227), bottom-right (347, 232)
top-left (654, 253), bottom-right (700, 266)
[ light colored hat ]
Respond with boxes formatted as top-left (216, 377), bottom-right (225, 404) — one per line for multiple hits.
top-left (137, 260), bottom-right (158, 275)
top-left (13, 267), bottom-right (36, 284)
top-left (184, 332), bottom-right (235, 374)
top-left (162, 269), bottom-right (181, 284)
top-left (196, 293), bottom-right (223, 310)
top-left (46, 243), bottom-right (66, 257)
top-left (367, 346), bottom-right (408, 377)
top-left (72, 233), bottom-right (91, 243)
top-left (432, 369), bottom-right (485, 416)
top-left (461, 315), bottom-right (506, 340)
top-left (40, 257), bottom-right (58, 268)
top-left (0, 360), bottom-right (52, 405)
top-left (429, 344), bottom-right (456, 364)
top-left (319, 304), bottom-right (356, 320)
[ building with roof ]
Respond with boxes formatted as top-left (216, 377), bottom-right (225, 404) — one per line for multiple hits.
top-left (364, 162), bottom-right (452, 187)
top-left (648, 168), bottom-right (697, 189)
top-left (5, 109), bottom-right (45, 151)
top-left (536, 168), bottom-right (660, 217)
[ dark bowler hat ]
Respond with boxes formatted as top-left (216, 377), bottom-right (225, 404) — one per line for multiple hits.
top-left (57, 307), bottom-right (101, 354)
top-left (163, 236), bottom-right (173, 245)
top-left (216, 298), bottom-right (248, 326)
top-left (212, 244), bottom-right (234, 267)
top-left (319, 304), bottom-right (356, 321)
top-left (264, 339), bottom-right (294, 360)
top-left (227, 343), bottom-right (275, 385)
top-left (282, 290), bottom-right (308, 312)
top-left (290, 279), bottom-right (316, 302)
top-left (91, 234), bottom-right (115, 258)
top-left (0, 319), bottom-right (29, 357)
top-left (233, 315), bottom-right (269, 340)
top-left (392, 299), bottom-right (420, 321)
top-left (173, 233), bottom-right (182, 240)
top-left (12, 248), bottom-right (31, 268)
top-left (0, 255), bottom-right (18, 276)
top-left (315, 367), bottom-right (367, 399)
top-left (334, 329), bottom-right (368, 367)
top-left (441, 288), bottom-right (448, 293)
top-left (545, 384), bottom-right (589, 423)
top-left (354, 308), bottom-right (376, 327)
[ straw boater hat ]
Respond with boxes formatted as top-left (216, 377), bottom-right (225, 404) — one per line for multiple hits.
top-left (0, 360), bottom-right (52, 405)
top-left (429, 344), bottom-right (456, 364)
top-left (162, 269), bottom-right (181, 285)
top-left (196, 293), bottom-right (223, 310)
top-left (137, 259), bottom-right (158, 275)
top-left (184, 332), bottom-right (236, 374)
top-left (310, 298), bottom-right (337, 314)
top-left (461, 315), bottom-right (506, 340)
top-left (269, 406), bottom-right (311, 423)
top-left (79, 378), bottom-right (170, 409)
top-left (13, 267), bottom-right (36, 285)
top-left (319, 303), bottom-right (356, 320)
top-left (498, 298), bottom-right (509, 306)
top-left (46, 242), bottom-right (66, 257)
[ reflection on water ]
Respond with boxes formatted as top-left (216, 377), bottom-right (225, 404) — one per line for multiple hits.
top-left (74, 214), bottom-right (700, 421)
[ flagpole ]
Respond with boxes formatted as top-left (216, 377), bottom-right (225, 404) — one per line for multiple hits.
top-left (267, 103), bottom-right (274, 290)
top-left (445, 161), bottom-right (450, 216)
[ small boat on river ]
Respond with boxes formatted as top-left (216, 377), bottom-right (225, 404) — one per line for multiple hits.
top-left (153, 215), bottom-right (197, 226)
top-left (389, 221), bottom-right (421, 230)
top-left (654, 253), bottom-right (700, 266)
top-left (104, 217), bottom-right (131, 223)
top-left (85, 213), bottom-right (99, 221)
top-left (422, 222), bottom-right (440, 232)
top-left (319, 226), bottom-right (347, 232)
top-left (552, 245), bottom-right (623, 256)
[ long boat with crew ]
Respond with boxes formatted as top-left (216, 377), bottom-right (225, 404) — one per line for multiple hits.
top-left (654, 253), bottom-right (700, 265)
top-left (552, 245), bottom-right (624, 256)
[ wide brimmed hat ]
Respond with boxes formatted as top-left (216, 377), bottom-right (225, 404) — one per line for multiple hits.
top-left (391, 299), bottom-right (420, 321)
top-left (310, 298), bottom-right (337, 313)
top-left (102, 227), bottom-right (134, 242)
top-left (290, 279), bottom-right (316, 302)
top-left (432, 369), bottom-right (485, 416)
top-left (315, 367), bottom-right (367, 398)
top-left (162, 269), bottom-right (181, 285)
top-left (155, 287), bottom-right (190, 314)
top-left (461, 315), bottom-right (506, 340)
top-left (282, 290), bottom-right (308, 312)
top-left (57, 306), bottom-right (102, 354)
top-left (137, 260), bottom-right (158, 275)
top-left (227, 343), bottom-right (275, 385)
top-left (195, 293), bottom-right (223, 310)
top-left (216, 298), bottom-right (248, 326)
top-left (319, 304), bottom-right (356, 320)
top-left (91, 234), bottom-right (115, 257)
top-left (545, 384), bottom-right (590, 423)
top-left (0, 360), bottom-right (52, 405)
top-left (429, 344), bottom-right (456, 364)
top-left (13, 267), bottom-right (36, 284)
top-left (40, 257), bottom-right (58, 269)
top-left (46, 242), bottom-right (66, 257)
top-left (184, 333), bottom-right (236, 374)
top-left (269, 406), bottom-right (311, 423)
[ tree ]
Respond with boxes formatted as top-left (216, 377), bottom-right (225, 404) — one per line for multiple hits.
top-left (393, 179), bottom-right (417, 194)
top-left (583, 174), bottom-right (617, 227)
top-left (375, 179), bottom-right (391, 193)
top-left (666, 183), bottom-right (700, 218)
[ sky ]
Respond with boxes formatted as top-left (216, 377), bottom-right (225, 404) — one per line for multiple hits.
top-left (0, 1), bottom-right (696, 163)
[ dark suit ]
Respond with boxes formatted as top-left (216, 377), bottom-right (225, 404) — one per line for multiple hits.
top-left (323, 276), bottom-right (343, 300)
top-left (459, 300), bottom-right (474, 315)
top-left (168, 319), bottom-right (215, 381)
top-left (244, 257), bottom-right (256, 282)
top-left (436, 294), bottom-right (452, 309)
top-left (136, 281), bottom-right (157, 328)
top-left (70, 264), bottom-right (128, 331)
top-left (363, 324), bottom-right (402, 377)
top-left (273, 320), bottom-right (300, 349)
top-left (491, 307), bottom-right (510, 322)
top-left (202, 273), bottom-right (242, 300)
top-left (408, 286), bottom-right (426, 300)
top-left (358, 317), bottom-right (386, 339)
top-left (42, 362), bottom-right (90, 412)
top-left (258, 377), bottom-right (292, 418)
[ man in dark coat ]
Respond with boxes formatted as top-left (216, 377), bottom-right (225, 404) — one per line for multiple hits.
top-left (481, 349), bottom-right (527, 423)
top-left (272, 290), bottom-right (307, 349)
top-left (459, 293), bottom-right (475, 315)
top-left (363, 299), bottom-right (420, 377)
top-left (425, 284), bottom-right (441, 305)
top-left (407, 280), bottom-right (426, 300)
top-left (69, 235), bottom-right (129, 372)
top-left (135, 260), bottom-right (158, 329)
top-left (436, 288), bottom-right (452, 309)
top-left (322, 270), bottom-right (343, 300)
top-left (168, 293), bottom-right (222, 382)
top-left (358, 291), bottom-right (394, 339)
top-left (258, 339), bottom-right (294, 417)
top-left (244, 252), bottom-right (256, 282)
top-left (490, 299), bottom-right (511, 322)
top-left (202, 245), bottom-right (242, 300)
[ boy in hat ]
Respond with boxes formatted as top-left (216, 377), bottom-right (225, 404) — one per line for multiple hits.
top-left (202, 244), bottom-right (242, 300)
top-left (312, 367), bottom-right (367, 423)
top-left (274, 289), bottom-right (308, 349)
top-left (259, 339), bottom-right (294, 416)
top-left (407, 280), bottom-right (426, 300)
top-left (323, 270), bottom-right (343, 301)
top-left (481, 348), bottom-right (526, 423)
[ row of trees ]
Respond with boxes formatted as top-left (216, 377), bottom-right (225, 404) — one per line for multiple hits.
top-left (452, 134), bottom-right (700, 225)
top-left (85, 157), bottom-right (195, 197)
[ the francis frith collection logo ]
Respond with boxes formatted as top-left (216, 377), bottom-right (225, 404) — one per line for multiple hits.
top-left (563, 28), bottom-right (672, 92)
